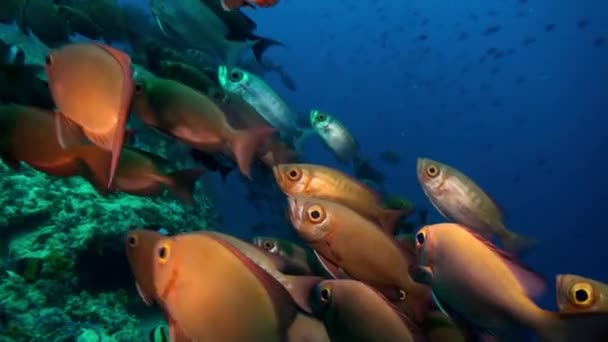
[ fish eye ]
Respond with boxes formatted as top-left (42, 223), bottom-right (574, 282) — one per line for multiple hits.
top-left (306, 204), bottom-right (325, 223)
top-left (229, 71), bottom-right (242, 82)
top-left (262, 240), bottom-right (275, 251)
top-left (320, 287), bottom-right (332, 303)
top-left (286, 168), bottom-right (301, 181)
top-left (416, 231), bottom-right (426, 246)
top-left (135, 83), bottom-right (143, 94)
top-left (156, 243), bottom-right (171, 264)
top-left (425, 164), bottom-right (440, 178)
top-left (127, 234), bottom-right (138, 247)
top-left (317, 114), bottom-right (326, 121)
top-left (45, 54), bottom-right (53, 66)
top-left (569, 282), bottom-right (594, 307)
top-left (398, 289), bottom-right (407, 301)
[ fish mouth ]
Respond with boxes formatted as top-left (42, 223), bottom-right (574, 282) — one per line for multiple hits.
top-left (286, 196), bottom-right (301, 224)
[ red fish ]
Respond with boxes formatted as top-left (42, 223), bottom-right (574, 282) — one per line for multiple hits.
top-left (45, 42), bottom-right (134, 188)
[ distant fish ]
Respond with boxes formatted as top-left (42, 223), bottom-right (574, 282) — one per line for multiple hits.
top-left (522, 36), bottom-right (536, 46)
top-left (593, 37), bottom-right (605, 47)
top-left (578, 19), bottom-right (589, 29)
top-left (379, 149), bottom-right (401, 165)
top-left (418, 34), bottom-right (428, 41)
top-left (545, 24), bottom-right (555, 32)
top-left (482, 25), bottom-right (501, 35)
top-left (417, 157), bottom-right (536, 255)
top-left (310, 109), bottom-right (359, 164)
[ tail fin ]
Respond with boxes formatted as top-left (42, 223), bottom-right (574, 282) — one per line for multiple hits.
top-left (377, 208), bottom-right (409, 235)
top-left (501, 230), bottom-right (538, 256)
top-left (252, 37), bottom-right (284, 63)
top-left (168, 168), bottom-right (205, 204)
top-left (231, 125), bottom-right (276, 178)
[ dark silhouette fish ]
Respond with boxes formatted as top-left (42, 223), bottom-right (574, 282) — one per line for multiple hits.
top-left (482, 26), bottom-right (501, 35)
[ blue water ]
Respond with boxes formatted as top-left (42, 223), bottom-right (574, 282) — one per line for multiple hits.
top-left (198, 0), bottom-right (608, 311)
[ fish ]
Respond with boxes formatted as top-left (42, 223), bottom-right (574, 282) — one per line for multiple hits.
top-left (204, 231), bottom-right (322, 313)
top-left (379, 149), bottom-right (401, 165)
top-left (556, 274), bottom-right (608, 313)
top-left (218, 65), bottom-right (312, 148)
top-left (274, 163), bottom-right (409, 230)
top-left (287, 196), bottom-right (432, 323)
top-left (310, 279), bottom-right (423, 342)
top-left (221, 0), bottom-right (279, 11)
top-left (416, 157), bottom-right (536, 254)
top-left (19, 0), bottom-right (71, 47)
top-left (217, 91), bottom-right (299, 167)
top-left (77, 146), bottom-right (205, 203)
top-left (252, 236), bottom-right (330, 277)
top-left (309, 109), bottom-right (359, 164)
top-left (0, 104), bottom-right (85, 175)
top-left (413, 223), bottom-right (608, 341)
top-left (151, 232), bottom-right (309, 341)
top-left (125, 229), bottom-right (166, 306)
top-left (131, 76), bottom-right (275, 178)
top-left (150, 0), bottom-right (281, 66)
top-left (54, 5), bottom-right (103, 40)
top-left (45, 42), bottom-right (135, 188)
top-left (157, 60), bottom-right (221, 95)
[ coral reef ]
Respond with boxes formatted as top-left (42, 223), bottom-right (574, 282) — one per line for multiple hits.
top-left (0, 160), bottom-right (216, 341)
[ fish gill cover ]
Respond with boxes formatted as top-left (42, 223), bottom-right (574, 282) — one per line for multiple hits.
top-left (0, 0), bottom-right (605, 341)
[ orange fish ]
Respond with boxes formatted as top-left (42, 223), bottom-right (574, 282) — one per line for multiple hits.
top-left (45, 42), bottom-right (134, 188)
top-left (310, 279), bottom-right (424, 342)
top-left (76, 146), bottom-right (204, 203)
top-left (132, 77), bottom-right (275, 178)
top-left (287, 196), bottom-right (432, 323)
top-left (221, 0), bottom-right (279, 11)
top-left (0, 104), bottom-right (86, 176)
top-left (414, 223), bottom-right (608, 341)
top-left (125, 229), bottom-right (166, 306)
top-left (152, 232), bottom-right (306, 341)
top-left (274, 163), bottom-right (408, 230)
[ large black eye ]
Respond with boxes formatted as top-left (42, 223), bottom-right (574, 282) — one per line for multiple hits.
top-left (157, 243), bottom-right (171, 264)
top-left (320, 287), bottom-right (331, 303)
top-left (575, 289), bottom-right (589, 302)
top-left (317, 114), bottom-right (326, 121)
top-left (416, 231), bottom-right (425, 245)
top-left (287, 168), bottom-right (301, 181)
top-left (263, 240), bottom-right (275, 251)
top-left (307, 204), bottom-right (325, 223)
top-left (425, 165), bottom-right (440, 178)
top-left (229, 71), bottom-right (242, 82)
top-left (127, 235), bottom-right (138, 247)
top-left (135, 83), bottom-right (143, 94)
top-left (45, 54), bottom-right (53, 66)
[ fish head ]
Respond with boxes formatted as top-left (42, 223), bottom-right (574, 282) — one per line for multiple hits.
top-left (556, 274), bottom-right (602, 313)
top-left (272, 163), bottom-right (312, 195)
top-left (131, 78), bottom-right (157, 124)
top-left (286, 197), bottom-right (331, 243)
top-left (416, 157), bottom-right (448, 196)
top-left (152, 236), bottom-right (180, 303)
top-left (218, 65), bottom-right (249, 94)
top-left (310, 110), bottom-right (331, 130)
top-left (125, 229), bottom-right (165, 305)
top-left (411, 225), bottom-right (441, 285)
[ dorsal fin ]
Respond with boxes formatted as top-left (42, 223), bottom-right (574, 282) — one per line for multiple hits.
top-left (459, 224), bottom-right (546, 299)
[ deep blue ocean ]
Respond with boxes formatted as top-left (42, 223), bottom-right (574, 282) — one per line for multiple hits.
top-left (187, 0), bottom-right (608, 312)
